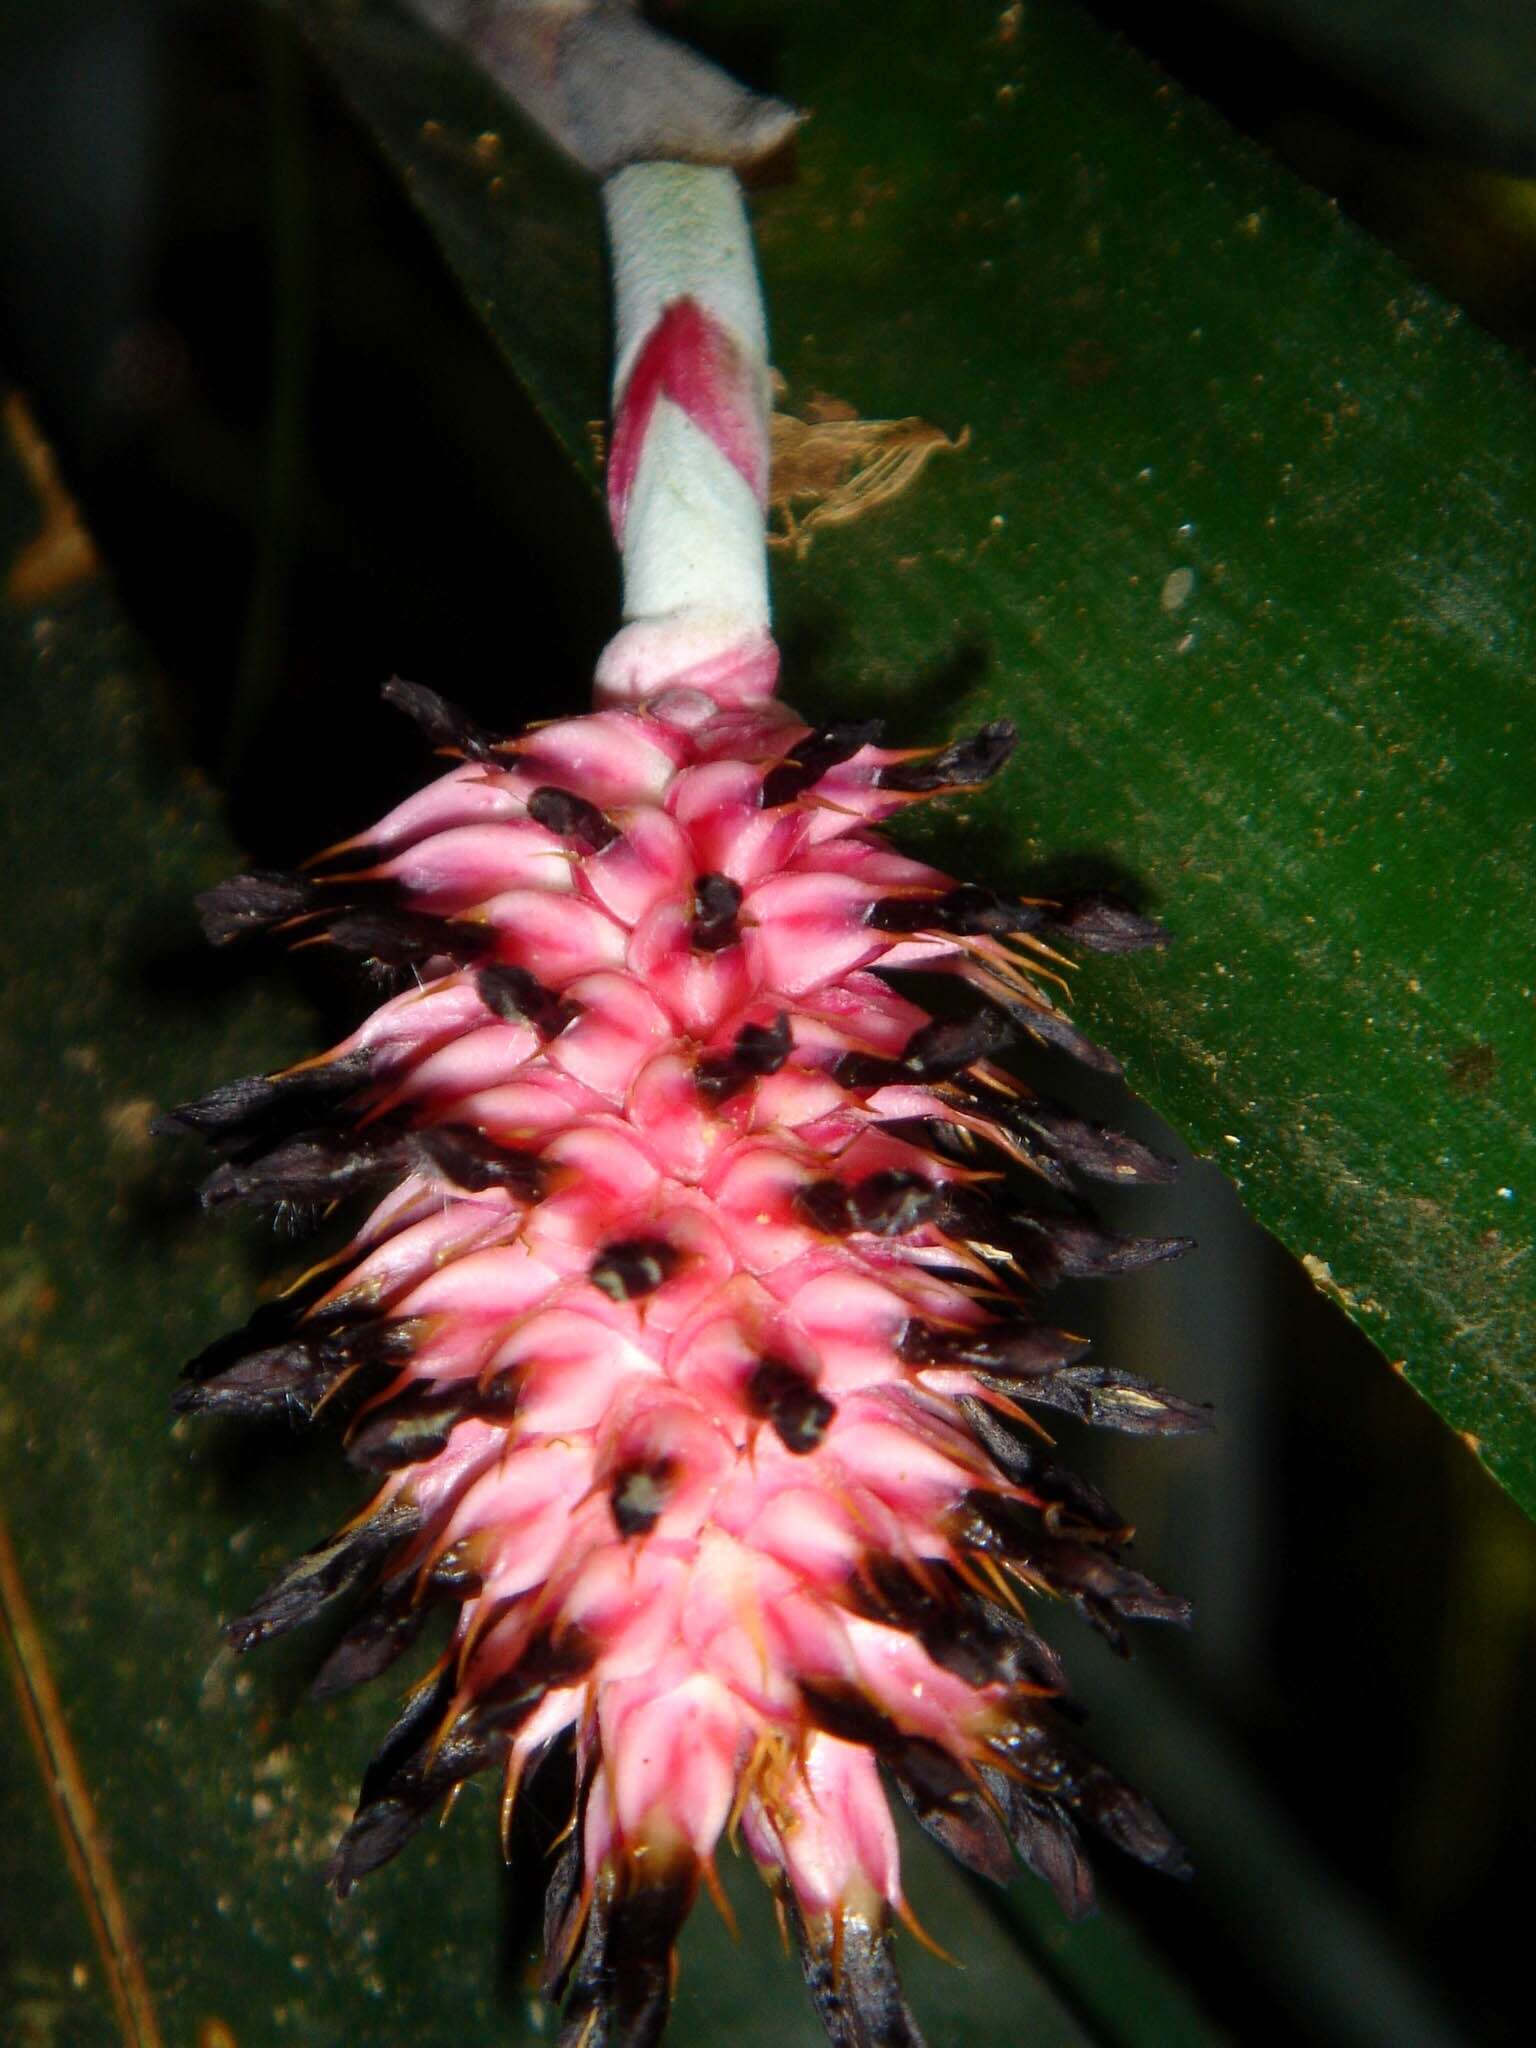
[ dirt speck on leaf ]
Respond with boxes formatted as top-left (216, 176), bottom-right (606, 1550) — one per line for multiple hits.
top-left (1444, 1042), bottom-right (1496, 1094)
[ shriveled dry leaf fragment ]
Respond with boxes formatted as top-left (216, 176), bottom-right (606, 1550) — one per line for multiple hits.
top-left (405, 0), bottom-right (801, 175)
top-left (768, 389), bottom-right (967, 556)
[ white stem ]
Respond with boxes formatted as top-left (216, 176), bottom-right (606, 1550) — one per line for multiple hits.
top-left (597, 164), bottom-right (775, 706)
top-left (605, 162), bottom-right (767, 394)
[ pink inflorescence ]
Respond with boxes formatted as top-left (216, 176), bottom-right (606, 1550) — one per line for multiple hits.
top-left (170, 676), bottom-right (1207, 2048)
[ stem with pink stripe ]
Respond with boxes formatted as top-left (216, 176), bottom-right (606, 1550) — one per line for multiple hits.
top-left (595, 163), bottom-right (779, 711)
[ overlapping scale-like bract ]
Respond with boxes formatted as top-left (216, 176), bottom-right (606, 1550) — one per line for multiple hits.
top-left (171, 676), bottom-right (1207, 2048)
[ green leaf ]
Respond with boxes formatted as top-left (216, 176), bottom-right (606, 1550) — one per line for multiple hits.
top-left (302, 0), bottom-right (1536, 1516)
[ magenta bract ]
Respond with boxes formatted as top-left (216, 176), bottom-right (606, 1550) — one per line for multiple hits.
top-left (171, 679), bottom-right (1203, 2048)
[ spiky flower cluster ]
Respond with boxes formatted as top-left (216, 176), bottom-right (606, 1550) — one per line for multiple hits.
top-left (169, 672), bottom-right (1206, 2047)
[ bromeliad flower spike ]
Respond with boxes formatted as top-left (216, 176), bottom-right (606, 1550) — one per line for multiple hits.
top-left (169, 140), bottom-right (1208, 2048)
